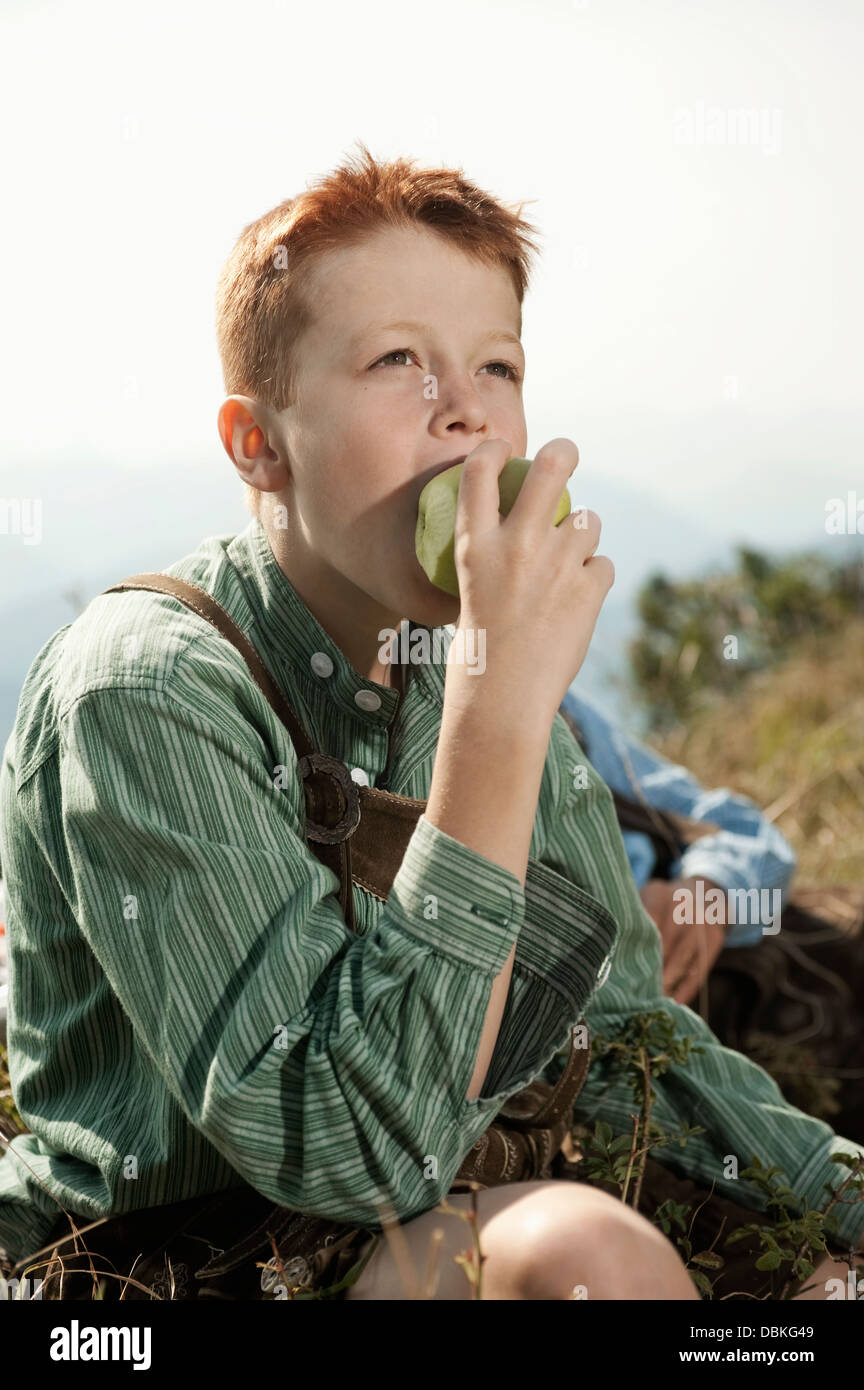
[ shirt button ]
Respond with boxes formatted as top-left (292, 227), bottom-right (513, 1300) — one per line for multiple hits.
top-left (469, 904), bottom-right (511, 928)
top-left (350, 768), bottom-right (370, 786)
top-left (354, 689), bottom-right (382, 713)
top-left (310, 652), bottom-right (334, 678)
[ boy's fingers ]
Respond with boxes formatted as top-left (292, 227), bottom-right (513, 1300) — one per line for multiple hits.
top-left (455, 439), bottom-right (514, 540)
top-left (507, 438), bottom-right (580, 535)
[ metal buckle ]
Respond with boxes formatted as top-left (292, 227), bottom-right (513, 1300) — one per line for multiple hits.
top-left (298, 753), bottom-right (362, 844)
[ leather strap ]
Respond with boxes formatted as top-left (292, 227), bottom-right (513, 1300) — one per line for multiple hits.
top-left (101, 574), bottom-right (426, 933)
top-left (104, 575), bottom-right (318, 758)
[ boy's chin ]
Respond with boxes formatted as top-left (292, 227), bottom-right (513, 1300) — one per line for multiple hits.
top-left (407, 578), bottom-right (461, 630)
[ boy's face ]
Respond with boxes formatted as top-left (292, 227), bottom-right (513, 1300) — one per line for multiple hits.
top-left (263, 223), bottom-right (528, 629)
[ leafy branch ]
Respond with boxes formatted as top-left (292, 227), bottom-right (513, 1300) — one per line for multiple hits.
top-left (564, 1009), bottom-right (864, 1299)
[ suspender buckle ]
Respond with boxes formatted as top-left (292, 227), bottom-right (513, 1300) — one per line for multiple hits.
top-left (298, 753), bottom-right (362, 844)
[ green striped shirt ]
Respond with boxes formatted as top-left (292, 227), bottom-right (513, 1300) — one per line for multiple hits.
top-left (1, 518), bottom-right (861, 1266)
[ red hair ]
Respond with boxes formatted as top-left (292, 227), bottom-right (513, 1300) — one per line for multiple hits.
top-left (214, 141), bottom-right (543, 518)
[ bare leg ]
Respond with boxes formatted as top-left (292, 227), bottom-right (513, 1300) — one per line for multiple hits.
top-left (346, 1178), bottom-right (701, 1301)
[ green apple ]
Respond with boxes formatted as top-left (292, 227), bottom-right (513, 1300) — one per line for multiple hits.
top-left (415, 457), bottom-right (572, 597)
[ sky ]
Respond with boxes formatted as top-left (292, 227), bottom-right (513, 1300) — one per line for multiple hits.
top-left (1, 0), bottom-right (862, 745)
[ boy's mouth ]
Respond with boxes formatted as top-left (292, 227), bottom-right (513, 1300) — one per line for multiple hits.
top-left (420, 455), bottom-right (467, 505)
top-left (413, 455), bottom-right (467, 535)
top-left (412, 456), bottom-right (469, 563)
top-left (429, 454), bottom-right (467, 478)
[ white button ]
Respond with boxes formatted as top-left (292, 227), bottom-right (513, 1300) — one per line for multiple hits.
top-left (310, 652), bottom-right (334, 678)
top-left (354, 689), bottom-right (382, 712)
top-left (350, 768), bottom-right (370, 786)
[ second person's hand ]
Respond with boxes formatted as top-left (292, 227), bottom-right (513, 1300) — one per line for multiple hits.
top-left (640, 875), bottom-right (729, 1005)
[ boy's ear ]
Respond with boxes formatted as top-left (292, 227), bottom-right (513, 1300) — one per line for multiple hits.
top-left (217, 396), bottom-right (263, 461)
top-left (217, 396), bottom-right (290, 494)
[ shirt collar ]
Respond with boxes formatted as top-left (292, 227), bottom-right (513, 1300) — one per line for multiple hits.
top-left (225, 518), bottom-right (443, 728)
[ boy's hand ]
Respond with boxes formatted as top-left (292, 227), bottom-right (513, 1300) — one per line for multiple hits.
top-left (639, 876), bottom-right (728, 1005)
top-left (449, 438), bottom-right (614, 723)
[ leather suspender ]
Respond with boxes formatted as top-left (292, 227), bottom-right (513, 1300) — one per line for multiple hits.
top-left (101, 575), bottom-right (427, 934)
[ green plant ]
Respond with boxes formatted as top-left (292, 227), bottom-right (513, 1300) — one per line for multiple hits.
top-left (564, 1010), bottom-right (864, 1299)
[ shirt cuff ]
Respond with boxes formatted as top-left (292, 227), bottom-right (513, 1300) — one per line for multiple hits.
top-left (469, 857), bottom-right (620, 1103)
top-left (384, 813), bottom-right (525, 975)
top-left (672, 849), bottom-right (752, 897)
top-left (518, 857), bottom-right (619, 1010)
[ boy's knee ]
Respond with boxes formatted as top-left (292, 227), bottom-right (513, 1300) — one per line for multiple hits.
top-left (496, 1183), bottom-right (699, 1301)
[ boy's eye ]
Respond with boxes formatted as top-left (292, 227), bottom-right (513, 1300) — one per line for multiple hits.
top-left (372, 349), bottom-right (417, 369)
top-left (483, 361), bottom-right (521, 382)
top-left (370, 349), bottom-right (521, 382)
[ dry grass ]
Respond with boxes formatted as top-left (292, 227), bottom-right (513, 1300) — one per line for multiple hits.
top-left (649, 615), bottom-right (864, 883)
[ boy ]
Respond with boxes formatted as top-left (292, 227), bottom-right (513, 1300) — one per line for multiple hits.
top-left (0, 145), bottom-right (861, 1301)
